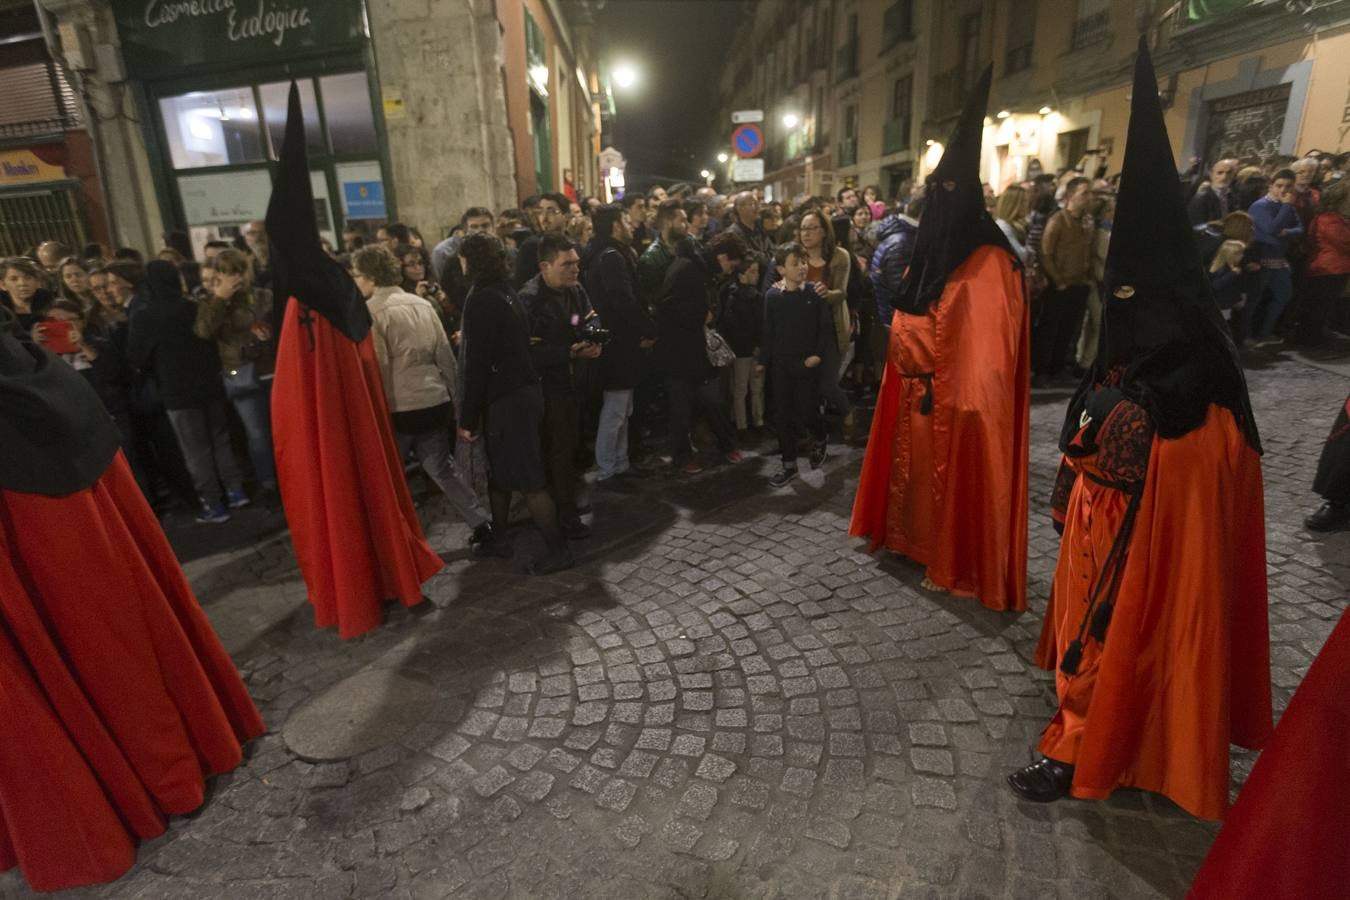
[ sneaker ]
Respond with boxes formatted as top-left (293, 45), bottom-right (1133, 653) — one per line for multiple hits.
top-left (769, 467), bottom-right (798, 488)
top-left (724, 450), bottom-right (743, 464)
top-left (225, 489), bottom-right (251, 509)
top-left (809, 442), bottom-right (827, 469)
top-left (196, 503), bottom-right (231, 524)
top-left (678, 461), bottom-right (705, 475)
top-left (526, 549), bottom-right (576, 576)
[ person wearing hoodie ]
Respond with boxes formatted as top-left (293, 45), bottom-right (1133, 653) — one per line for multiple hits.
top-left (1010, 38), bottom-right (1271, 819)
top-left (125, 260), bottom-right (244, 524)
top-left (850, 64), bottom-right (1030, 615)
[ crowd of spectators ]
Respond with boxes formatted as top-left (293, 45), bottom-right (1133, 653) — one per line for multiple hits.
top-left (2, 149), bottom-right (1346, 557)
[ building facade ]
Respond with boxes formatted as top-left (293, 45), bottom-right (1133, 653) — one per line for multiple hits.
top-left (19, 0), bottom-right (603, 258)
top-left (716, 0), bottom-right (1350, 204)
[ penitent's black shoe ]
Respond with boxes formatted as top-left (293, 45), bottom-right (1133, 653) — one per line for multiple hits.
top-left (1007, 757), bottom-right (1075, 803)
top-left (1306, 501), bottom-right (1350, 533)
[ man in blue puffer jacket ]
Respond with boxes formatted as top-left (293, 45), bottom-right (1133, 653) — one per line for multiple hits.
top-left (870, 194), bottom-right (926, 326)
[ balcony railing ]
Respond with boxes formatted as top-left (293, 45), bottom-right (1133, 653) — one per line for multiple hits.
top-left (835, 38), bottom-right (859, 81)
top-left (883, 118), bottom-right (910, 156)
top-left (929, 66), bottom-right (966, 119)
top-left (838, 137), bottom-right (858, 168)
top-left (1005, 42), bottom-right (1033, 74)
top-left (1070, 9), bottom-right (1110, 50)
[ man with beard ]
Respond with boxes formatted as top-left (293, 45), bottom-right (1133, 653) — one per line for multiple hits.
top-left (850, 64), bottom-right (1031, 613)
top-left (1008, 38), bottom-right (1272, 819)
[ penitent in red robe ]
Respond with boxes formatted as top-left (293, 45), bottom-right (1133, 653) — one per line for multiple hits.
top-left (1035, 405), bottom-right (1272, 820)
top-left (271, 300), bottom-right (444, 639)
top-left (1188, 606), bottom-right (1350, 897)
top-left (851, 244), bottom-right (1030, 611)
top-left (0, 453), bottom-right (264, 892)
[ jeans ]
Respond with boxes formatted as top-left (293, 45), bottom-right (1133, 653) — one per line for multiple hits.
top-left (228, 382), bottom-right (277, 489)
top-left (666, 373), bottom-right (735, 466)
top-left (397, 428), bottom-right (489, 528)
top-left (1033, 284), bottom-right (1090, 376)
top-left (595, 389), bottom-right (633, 480)
top-left (772, 356), bottom-right (826, 466)
top-left (730, 357), bottom-right (765, 429)
top-left (1254, 266), bottom-right (1293, 339)
top-left (1076, 283), bottom-right (1102, 370)
top-left (540, 392), bottom-right (581, 516)
top-left (166, 401), bottom-right (243, 507)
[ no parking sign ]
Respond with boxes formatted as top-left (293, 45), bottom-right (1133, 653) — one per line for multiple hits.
top-left (731, 124), bottom-right (763, 159)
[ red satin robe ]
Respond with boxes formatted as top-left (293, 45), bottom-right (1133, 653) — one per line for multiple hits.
top-left (851, 245), bottom-right (1030, 611)
top-left (0, 453), bottom-right (264, 892)
top-left (271, 300), bottom-right (443, 639)
top-left (1035, 405), bottom-right (1272, 820)
top-left (1188, 606), bottom-right (1350, 897)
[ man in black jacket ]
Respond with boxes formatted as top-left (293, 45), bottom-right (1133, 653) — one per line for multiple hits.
top-left (520, 233), bottom-right (599, 537)
top-left (1187, 158), bottom-right (1238, 226)
top-left (126, 260), bottom-right (244, 523)
top-left (586, 205), bottom-right (656, 486)
top-left (657, 238), bottom-right (739, 475)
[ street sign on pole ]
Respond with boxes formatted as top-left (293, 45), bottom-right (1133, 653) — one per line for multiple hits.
top-left (731, 109), bottom-right (764, 124)
top-left (731, 124), bottom-right (764, 159)
top-left (732, 158), bottom-right (765, 183)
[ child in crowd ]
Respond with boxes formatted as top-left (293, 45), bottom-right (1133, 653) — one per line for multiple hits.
top-left (719, 256), bottom-right (766, 433)
top-left (1208, 239), bottom-right (1249, 323)
top-left (759, 242), bottom-right (832, 487)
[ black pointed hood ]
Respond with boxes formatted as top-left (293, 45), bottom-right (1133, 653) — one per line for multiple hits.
top-left (0, 328), bottom-right (120, 494)
top-left (893, 64), bottom-right (1016, 315)
top-left (1061, 36), bottom-right (1260, 453)
top-left (264, 82), bottom-right (371, 342)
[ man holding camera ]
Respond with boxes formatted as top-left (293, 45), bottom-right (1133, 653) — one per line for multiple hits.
top-left (520, 233), bottom-right (600, 538)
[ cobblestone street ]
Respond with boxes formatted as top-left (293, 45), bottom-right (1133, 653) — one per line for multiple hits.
top-left (6, 355), bottom-right (1347, 900)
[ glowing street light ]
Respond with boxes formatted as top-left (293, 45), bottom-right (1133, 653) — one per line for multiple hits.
top-left (716, 152), bottom-right (729, 163)
top-left (1038, 105), bottom-right (1053, 115)
top-left (612, 63), bottom-right (638, 90)
top-left (782, 112), bottom-right (799, 129)
top-left (700, 169), bottom-right (712, 179)
top-left (996, 109), bottom-right (1011, 119)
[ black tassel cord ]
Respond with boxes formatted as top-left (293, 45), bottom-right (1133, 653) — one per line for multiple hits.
top-left (1059, 486), bottom-right (1144, 677)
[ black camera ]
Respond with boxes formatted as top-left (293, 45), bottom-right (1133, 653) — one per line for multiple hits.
top-left (578, 318), bottom-right (611, 345)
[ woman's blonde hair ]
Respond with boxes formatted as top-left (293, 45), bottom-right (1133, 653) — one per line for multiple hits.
top-left (994, 184), bottom-right (1028, 223)
top-left (1209, 239), bottom-right (1246, 274)
top-left (565, 215), bottom-right (593, 244)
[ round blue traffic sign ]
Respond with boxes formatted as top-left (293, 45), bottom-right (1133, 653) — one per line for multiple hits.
top-left (732, 124), bottom-right (763, 159)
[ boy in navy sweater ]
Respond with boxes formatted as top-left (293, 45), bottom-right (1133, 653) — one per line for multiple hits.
top-left (1247, 168), bottom-right (1304, 345)
top-left (759, 241), bottom-right (833, 487)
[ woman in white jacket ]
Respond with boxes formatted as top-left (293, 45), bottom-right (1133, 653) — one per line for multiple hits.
top-left (351, 245), bottom-right (493, 549)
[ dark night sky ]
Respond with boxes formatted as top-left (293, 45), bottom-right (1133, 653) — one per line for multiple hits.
top-left (593, 0), bottom-right (748, 190)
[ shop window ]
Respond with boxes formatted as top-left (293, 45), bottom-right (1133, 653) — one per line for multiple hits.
top-left (159, 87), bottom-right (264, 169)
top-left (319, 72), bottom-right (377, 155)
top-left (259, 79), bottom-right (324, 159)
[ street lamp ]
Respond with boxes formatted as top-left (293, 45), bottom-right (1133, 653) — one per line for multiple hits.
top-left (1038, 105), bottom-right (1053, 115)
top-left (716, 152), bottom-right (729, 163)
top-left (996, 109), bottom-right (1011, 119)
top-left (612, 63), bottom-right (638, 90)
top-left (700, 169), bottom-right (712, 179)
top-left (782, 112), bottom-right (799, 129)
